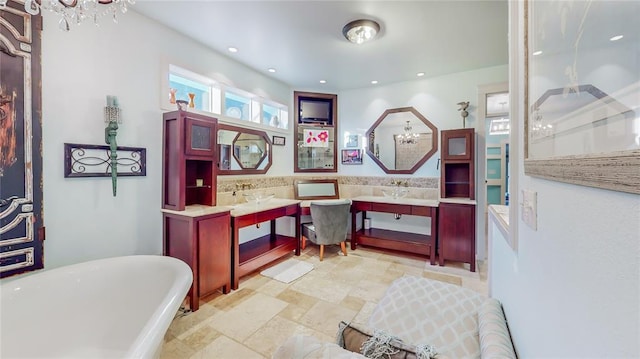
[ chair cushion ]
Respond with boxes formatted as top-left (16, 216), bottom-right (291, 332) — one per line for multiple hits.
top-left (368, 276), bottom-right (485, 358)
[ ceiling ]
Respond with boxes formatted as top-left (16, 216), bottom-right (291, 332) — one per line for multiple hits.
top-left (133, 1), bottom-right (509, 91)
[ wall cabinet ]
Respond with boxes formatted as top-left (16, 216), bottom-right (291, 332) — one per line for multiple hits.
top-left (163, 210), bottom-right (231, 311)
top-left (162, 110), bottom-right (218, 210)
top-left (293, 91), bottom-right (338, 172)
top-left (441, 128), bottom-right (475, 199)
top-left (438, 202), bottom-right (476, 272)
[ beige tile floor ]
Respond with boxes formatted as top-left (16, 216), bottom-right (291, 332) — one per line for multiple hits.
top-left (161, 245), bottom-right (487, 359)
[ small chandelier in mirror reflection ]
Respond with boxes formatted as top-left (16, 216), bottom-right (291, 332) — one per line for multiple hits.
top-left (397, 121), bottom-right (420, 144)
top-left (342, 19), bottom-right (380, 44)
top-left (8, 0), bottom-right (136, 31)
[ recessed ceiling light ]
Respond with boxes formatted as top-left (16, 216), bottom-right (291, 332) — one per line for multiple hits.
top-left (610, 35), bottom-right (624, 41)
top-left (533, 50), bottom-right (543, 56)
top-left (268, 68), bottom-right (276, 73)
top-left (417, 72), bottom-right (425, 77)
top-left (228, 47), bottom-right (238, 53)
top-left (319, 80), bottom-right (327, 84)
top-left (371, 80), bottom-right (378, 85)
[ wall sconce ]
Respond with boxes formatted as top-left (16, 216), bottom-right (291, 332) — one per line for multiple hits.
top-left (105, 95), bottom-right (121, 196)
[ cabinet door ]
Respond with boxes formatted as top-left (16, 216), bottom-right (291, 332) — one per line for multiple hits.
top-left (438, 203), bottom-right (476, 271)
top-left (1, 5), bottom-right (44, 278)
top-left (442, 129), bottom-right (473, 161)
top-left (185, 117), bottom-right (216, 157)
top-left (198, 214), bottom-right (231, 296)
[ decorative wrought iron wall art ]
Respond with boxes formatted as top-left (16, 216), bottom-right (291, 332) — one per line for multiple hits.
top-left (64, 143), bottom-right (146, 178)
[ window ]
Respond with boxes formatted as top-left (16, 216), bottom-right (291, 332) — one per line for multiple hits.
top-left (166, 64), bottom-right (289, 131)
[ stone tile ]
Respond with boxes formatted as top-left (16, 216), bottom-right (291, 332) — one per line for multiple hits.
top-left (181, 325), bottom-right (221, 352)
top-left (340, 295), bottom-right (366, 312)
top-left (422, 270), bottom-right (463, 286)
top-left (210, 288), bottom-right (256, 311)
top-left (191, 336), bottom-right (265, 359)
top-left (160, 338), bottom-right (196, 359)
top-left (278, 303), bottom-right (310, 322)
top-left (206, 292), bottom-right (288, 342)
top-left (276, 288), bottom-right (319, 310)
top-left (289, 275), bottom-right (352, 303)
top-left (167, 303), bottom-right (219, 339)
top-left (243, 315), bottom-right (322, 357)
top-left (349, 278), bottom-right (391, 302)
top-left (299, 300), bottom-right (358, 337)
top-left (240, 272), bottom-right (272, 291)
top-left (255, 278), bottom-right (289, 297)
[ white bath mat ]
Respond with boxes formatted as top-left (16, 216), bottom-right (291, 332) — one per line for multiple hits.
top-left (260, 259), bottom-right (314, 284)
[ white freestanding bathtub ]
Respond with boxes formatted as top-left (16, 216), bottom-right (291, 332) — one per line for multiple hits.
top-left (1, 255), bottom-right (192, 359)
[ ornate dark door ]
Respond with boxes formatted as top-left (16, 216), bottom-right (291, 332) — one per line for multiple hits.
top-left (0, 1), bottom-right (43, 277)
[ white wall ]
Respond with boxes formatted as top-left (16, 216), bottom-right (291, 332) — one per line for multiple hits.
top-left (41, 10), bottom-right (291, 268)
top-left (489, 2), bottom-right (640, 357)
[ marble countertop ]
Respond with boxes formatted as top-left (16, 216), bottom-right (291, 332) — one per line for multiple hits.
top-left (438, 197), bottom-right (477, 205)
top-left (489, 204), bottom-right (509, 237)
top-left (161, 204), bottom-right (231, 217)
top-left (222, 198), bottom-right (300, 217)
top-left (351, 195), bottom-right (439, 207)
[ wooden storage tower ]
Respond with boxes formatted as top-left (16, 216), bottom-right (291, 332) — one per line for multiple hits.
top-left (162, 110), bottom-right (231, 311)
top-left (438, 128), bottom-right (477, 272)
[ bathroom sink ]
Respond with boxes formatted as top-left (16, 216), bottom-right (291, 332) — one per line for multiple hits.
top-left (382, 188), bottom-right (409, 199)
top-left (242, 192), bottom-right (275, 205)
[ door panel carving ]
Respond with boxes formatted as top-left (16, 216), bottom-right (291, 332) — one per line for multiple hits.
top-left (0, 1), bottom-right (43, 277)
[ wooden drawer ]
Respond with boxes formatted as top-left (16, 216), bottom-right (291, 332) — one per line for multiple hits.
top-left (353, 201), bottom-right (371, 211)
top-left (371, 202), bottom-right (412, 215)
top-left (284, 204), bottom-right (299, 216)
top-left (411, 206), bottom-right (432, 216)
top-left (257, 207), bottom-right (285, 222)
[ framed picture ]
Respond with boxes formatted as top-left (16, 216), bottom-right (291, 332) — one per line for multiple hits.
top-left (346, 134), bottom-right (359, 148)
top-left (341, 149), bottom-right (363, 165)
top-left (272, 135), bottom-right (286, 146)
top-left (524, 0), bottom-right (640, 194)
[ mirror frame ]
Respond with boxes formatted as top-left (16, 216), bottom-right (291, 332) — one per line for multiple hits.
top-left (217, 123), bottom-right (272, 175)
top-left (365, 106), bottom-right (439, 174)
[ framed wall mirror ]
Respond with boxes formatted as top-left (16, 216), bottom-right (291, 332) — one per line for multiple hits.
top-left (366, 107), bottom-right (438, 174)
top-left (217, 124), bottom-right (272, 175)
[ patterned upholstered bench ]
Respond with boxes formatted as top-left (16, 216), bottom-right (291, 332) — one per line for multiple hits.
top-left (274, 275), bottom-right (516, 359)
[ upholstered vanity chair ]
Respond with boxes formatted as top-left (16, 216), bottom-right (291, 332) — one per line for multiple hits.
top-left (302, 199), bottom-right (352, 261)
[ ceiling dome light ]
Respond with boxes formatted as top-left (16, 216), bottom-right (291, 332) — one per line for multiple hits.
top-left (610, 35), bottom-right (623, 41)
top-left (268, 68), bottom-right (276, 73)
top-left (342, 19), bottom-right (380, 45)
top-left (228, 47), bottom-right (238, 53)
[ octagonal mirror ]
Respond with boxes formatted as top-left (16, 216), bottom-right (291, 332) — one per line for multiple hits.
top-left (366, 107), bottom-right (438, 174)
top-left (217, 124), bottom-right (272, 175)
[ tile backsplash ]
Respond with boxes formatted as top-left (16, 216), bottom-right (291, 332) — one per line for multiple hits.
top-left (216, 176), bottom-right (439, 205)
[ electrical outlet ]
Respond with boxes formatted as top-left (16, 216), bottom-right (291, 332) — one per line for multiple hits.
top-left (521, 189), bottom-right (537, 230)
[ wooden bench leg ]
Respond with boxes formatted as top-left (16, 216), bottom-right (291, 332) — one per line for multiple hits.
top-left (319, 244), bottom-right (324, 261)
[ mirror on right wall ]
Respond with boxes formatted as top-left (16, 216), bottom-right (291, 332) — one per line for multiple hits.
top-left (366, 107), bottom-right (438, 174)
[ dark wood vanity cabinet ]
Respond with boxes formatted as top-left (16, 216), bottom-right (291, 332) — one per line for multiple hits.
top-left (438, 202), bottom-right (476, 272)
top-left (163, 210), bottom-right (231, 312)
top-left (162, 110), bottom-right (218, 210)
top-left (441, 128), bottom-right (475, 199)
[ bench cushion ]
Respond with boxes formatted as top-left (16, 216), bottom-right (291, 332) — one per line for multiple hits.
top-left (368, 275), bottom-right (485, 358)
top-left (478, 298), bottom-right (517, 358)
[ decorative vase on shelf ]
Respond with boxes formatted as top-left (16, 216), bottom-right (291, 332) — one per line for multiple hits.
top-left (188, 93), bottom-right (195, 108)
top-left (169, 88), bottom-right (177, 104)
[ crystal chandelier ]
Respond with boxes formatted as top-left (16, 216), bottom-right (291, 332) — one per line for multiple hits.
top-left (397, 121), bottom-right (420, 144)
top-left (2, 0), bottom-right (135, 31)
